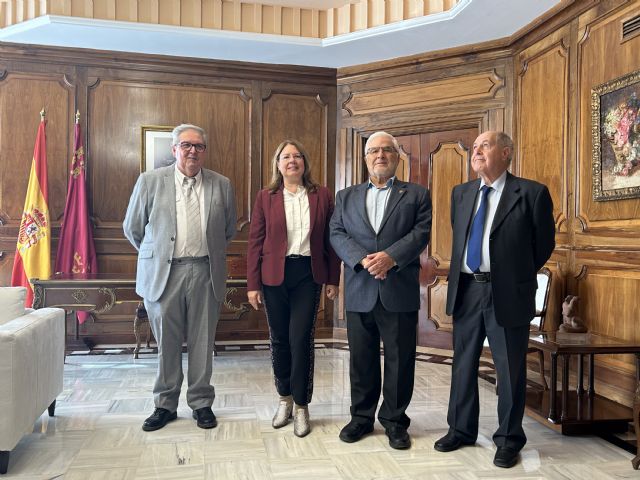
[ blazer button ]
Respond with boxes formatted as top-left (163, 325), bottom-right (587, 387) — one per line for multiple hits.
top-left (167, 260), bottom-right (171, 264)
top-left (170, 236), bottom-right (175, 241)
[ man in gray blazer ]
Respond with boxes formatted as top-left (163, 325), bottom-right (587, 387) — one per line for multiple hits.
top-left (434, 131), bottom-right (555, 468)
top-left (123, 124), bottom-right (237, 432)
top-left (330, 131), bottom-right (432, 450)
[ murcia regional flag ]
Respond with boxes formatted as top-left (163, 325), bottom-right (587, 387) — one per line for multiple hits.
top-left (11, 109), bottom-right (51, 307)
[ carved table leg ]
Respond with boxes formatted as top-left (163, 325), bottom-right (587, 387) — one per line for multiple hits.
top-left (632, 354), bottom-right (640, 470)
top-left (561, 354), bottom-right (569, 423)
top-left (133, 315), bottom-right (142, 359)
top-left (588, 354), bottom-right (595, 396)
top-left (145, 320), bottom-right (151, 348)
top-left (549, 352), bottom-right (558, 423)
top-left (577, 353), bottom-right (584, 395)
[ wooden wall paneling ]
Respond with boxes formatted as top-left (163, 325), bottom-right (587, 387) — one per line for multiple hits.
top-left (516, 27), bottom-right (571, 241)
top-left (0, 70), bottom-right (74, 286)
top-left (574, 264), bottom-right (640, 374)
top-left (343, 70), bottom-right (506, 117)
top-left (261, 88), bottom-right (332, 189)
top-left (87, 79), bottom-right (251, 227)
top-left (576, 2), bottom-right (640, 247)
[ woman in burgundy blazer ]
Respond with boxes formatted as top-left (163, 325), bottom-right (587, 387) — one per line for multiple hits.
top-left (247, 139), bottom-right (340, 437)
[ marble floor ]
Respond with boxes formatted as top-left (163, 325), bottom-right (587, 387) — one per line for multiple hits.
top-left (4, 342), bottom-right (637, 479)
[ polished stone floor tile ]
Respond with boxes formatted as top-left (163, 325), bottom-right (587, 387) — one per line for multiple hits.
top-left (1, 346), bottom-right (635, 479)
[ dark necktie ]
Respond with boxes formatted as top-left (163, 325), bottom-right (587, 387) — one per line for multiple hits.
top-left (466, 185), bottom-right (492, 273)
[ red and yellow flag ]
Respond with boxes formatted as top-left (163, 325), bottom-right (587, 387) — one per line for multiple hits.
top-left (11, 109), bottom-right (51, 307)
top-left (55, 111), bottom-right (98, 324)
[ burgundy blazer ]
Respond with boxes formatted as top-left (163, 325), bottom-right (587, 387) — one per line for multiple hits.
top-left (247, 185), bottom-right (341, 291)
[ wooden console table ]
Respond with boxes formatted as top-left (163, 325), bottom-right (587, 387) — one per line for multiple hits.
top-left (31, 274), bottom-right (248, 354)
top-left (526, 331), bottom-right (640, 469)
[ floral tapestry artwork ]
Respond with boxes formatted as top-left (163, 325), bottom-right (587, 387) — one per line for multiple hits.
top-left (592, 70), bottom-right (640, 201)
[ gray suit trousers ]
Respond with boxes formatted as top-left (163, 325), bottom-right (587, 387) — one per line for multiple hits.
top-left (144, 258), bottom-right (220, 412)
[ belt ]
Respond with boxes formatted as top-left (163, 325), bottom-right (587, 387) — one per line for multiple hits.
top-left (286, 254), bottom-right (309, 259)
top-left (461, 272), bottom-right (491, 283)
top-left (171, 255), bottom-right (209, 265)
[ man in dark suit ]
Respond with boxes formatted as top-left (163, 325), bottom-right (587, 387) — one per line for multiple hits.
top-left (434, 131), bottom-right (555, 468)
top-left (124, 124), bottom-right (237, 432)
top-left (330, 131), bottom-right (432, 450)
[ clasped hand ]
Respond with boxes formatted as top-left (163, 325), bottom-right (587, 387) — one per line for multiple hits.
top-left (361, 251), bottom-right (394, 280)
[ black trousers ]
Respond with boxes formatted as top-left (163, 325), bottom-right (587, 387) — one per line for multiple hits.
top-left (346, 299), bottom-right (417, 429)
top-left (262, 257), bottom-right (321, 406)
top-left (447, 276), bottom-right (530, 451)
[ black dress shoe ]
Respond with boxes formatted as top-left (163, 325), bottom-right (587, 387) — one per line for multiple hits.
top-left (493, 446), bottom-right (519, 468)
top-left (142, 408), bottom-right (177, 431)
top-left (339, 420), bottom-right (374, 443)
top-left (385, 426), bottom-right (411, 450)
top-left (192, 407), bottom-right (217, 429)
top-left (433, 432), bottom-right (475, 452)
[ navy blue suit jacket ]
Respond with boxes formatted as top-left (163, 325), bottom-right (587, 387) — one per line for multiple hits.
top-left (330, 180), bottom-right (432, 312)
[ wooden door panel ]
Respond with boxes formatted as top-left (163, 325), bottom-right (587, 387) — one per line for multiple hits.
top-left (405, 128), bottom-right (477, 348)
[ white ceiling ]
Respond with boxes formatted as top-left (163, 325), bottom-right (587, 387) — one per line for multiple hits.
top-left (0, 0), bottom-right (562, 68)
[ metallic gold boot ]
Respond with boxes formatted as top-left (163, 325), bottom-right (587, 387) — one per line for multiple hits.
top-left (293, 404), bottom-right (310, 437)
top-left (272, 395), bottom-right (293, 429)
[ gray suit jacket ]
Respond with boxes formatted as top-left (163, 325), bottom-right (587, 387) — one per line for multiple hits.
top-left (446, 172), bottom-right (555, 327)
top-left (123, 165), bottom-right (237, 303)
top-left (330, 180), bottom-right (432, 312)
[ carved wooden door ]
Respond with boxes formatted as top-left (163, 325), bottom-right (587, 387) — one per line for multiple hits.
top-left (395, 128), bottom-right (478, 349)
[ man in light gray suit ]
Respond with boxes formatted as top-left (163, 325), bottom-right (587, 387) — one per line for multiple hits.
top-left (124, 124), bottom-right (237, 431)
top-left (330, 131), bottom-right (432, 450)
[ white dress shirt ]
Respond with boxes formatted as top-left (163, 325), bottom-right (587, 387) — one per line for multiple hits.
top-left (283, 186), bottom-right (311, 257)
top-left (461, 171), bottom-right (507, 273)
top-left (173, 167), bottom-right (208, 258)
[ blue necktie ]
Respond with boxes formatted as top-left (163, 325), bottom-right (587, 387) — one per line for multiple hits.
top-left (466, 185), bottom-right (492, 273)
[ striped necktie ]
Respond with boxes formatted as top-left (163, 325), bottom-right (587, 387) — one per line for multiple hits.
top-left (183, 176), bottom-right (201, 256)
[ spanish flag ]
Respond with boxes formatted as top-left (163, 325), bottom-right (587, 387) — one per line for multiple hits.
top-left (11, 109), bottom-right (51, 307)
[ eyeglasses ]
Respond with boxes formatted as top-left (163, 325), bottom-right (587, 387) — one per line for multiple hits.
top-left (280, 153), bottom-right (303, 161)
top-left (366, 146), bottom-right (396, 155)
top-left (177, 142), bottom-right (207, 153)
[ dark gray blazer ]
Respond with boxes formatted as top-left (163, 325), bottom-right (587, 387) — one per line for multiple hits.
top-left (123, 165), bottom-right (237, 303)
top-left (446, 172), bottom-right (555, 327)
top-left (330, 180), bottom-right (432, 313)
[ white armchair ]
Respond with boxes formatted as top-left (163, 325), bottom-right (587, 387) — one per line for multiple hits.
top-left (0, 287), bottom-right (65, 475)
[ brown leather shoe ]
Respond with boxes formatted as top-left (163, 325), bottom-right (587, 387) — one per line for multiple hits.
top-left (142, 408), bottom-right (177, 432)
top-left (192, 407), bottom-right (217, 429)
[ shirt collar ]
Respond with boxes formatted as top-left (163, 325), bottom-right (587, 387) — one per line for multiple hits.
top-left (175, 166), bottom-right (202, 186)
top-left (480, 170), bottom-right (507, 194)
top-left (283, 185), bottom-right (306, 197)
top-left (368, 176), bottom-right (395, 190)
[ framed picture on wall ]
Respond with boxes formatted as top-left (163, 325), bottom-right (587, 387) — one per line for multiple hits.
top-left (591, 70), bottom-right (640, 201)
top-left (141, 125), bottom-right (175, 172)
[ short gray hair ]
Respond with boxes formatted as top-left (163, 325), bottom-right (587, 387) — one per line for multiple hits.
top-left (172, 124), bottom-right (208, 146)
top-left (495, 132), bottom-right (514, 164)
top-left (365, 131), bottom-right (400, 153)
